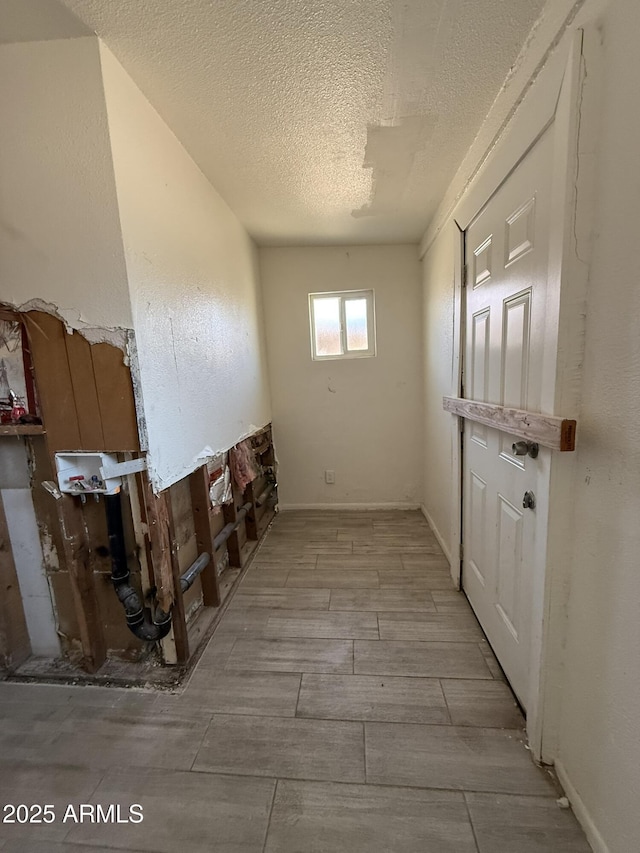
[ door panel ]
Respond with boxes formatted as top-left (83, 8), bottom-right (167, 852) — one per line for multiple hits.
top-left (473, 236), bottom-right (492, 286)
top-left (462, 129), bottom-right (553, 710)
top-left (496, 493), bottom-right (523, 640)
top-left (470, 310), bottom-right (490, 446)
top-left (468, 471), bottom-right (488, 586)
top-left (501, 290), bottom-right (530, 408)
top-left (505, 197), bottom-right (535, 266)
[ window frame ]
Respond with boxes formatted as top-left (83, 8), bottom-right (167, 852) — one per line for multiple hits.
top-left (308, 289), bottom-right (376, 361)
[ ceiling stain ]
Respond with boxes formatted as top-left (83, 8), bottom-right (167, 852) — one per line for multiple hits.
top-left (352, 114), bottom-right (434, 218)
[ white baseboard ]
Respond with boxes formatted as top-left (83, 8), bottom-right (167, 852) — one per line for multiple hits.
top-left (420, 504), bottom-right (452, 565)
top-left (555, 760), bottom-right (610, 853)
top-left (278, 502), bottom-right (422, 511)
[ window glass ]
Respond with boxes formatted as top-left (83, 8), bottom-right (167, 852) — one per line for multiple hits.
top-left (309, 289), bottom-right (375, 360)
top-left (313, 297), bottom-right (342, 356)
top-left (345, 298), bottom-right (368, 351)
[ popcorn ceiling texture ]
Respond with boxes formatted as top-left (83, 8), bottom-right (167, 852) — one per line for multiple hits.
top-left (58, 0), bottom-right (546, 245)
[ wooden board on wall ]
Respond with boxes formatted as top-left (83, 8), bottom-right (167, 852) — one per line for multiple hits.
top-left (443, 396), bottom-right (577, 451)
top-left (65, 332), bottom-right (106, 450)
top-left (91, 342), bottom-right (139, 451)
top-left (23, 311), bottom-right (82, 453)
top-left (24, 311), bottom-right (139, 454)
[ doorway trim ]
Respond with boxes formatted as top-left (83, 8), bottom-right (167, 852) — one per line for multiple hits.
top-left (445, 28), bottom-right (592, 760)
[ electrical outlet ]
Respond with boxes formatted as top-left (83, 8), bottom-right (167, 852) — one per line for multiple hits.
top-left (325, 469), bottom-right (335, 484)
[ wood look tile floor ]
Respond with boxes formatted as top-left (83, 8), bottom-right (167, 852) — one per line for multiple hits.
top-left (0, 510), bottom-right (592, 853)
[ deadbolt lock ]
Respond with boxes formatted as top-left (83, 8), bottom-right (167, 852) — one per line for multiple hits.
top-left (522, 491), bottom-right (536, 510)
top-left (512, 440), bottom-right (539, 459)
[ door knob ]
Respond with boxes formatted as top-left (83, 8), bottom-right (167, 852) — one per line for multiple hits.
top-left (512, 440), bottom-right (539, 458)
top-left (522, 491), bottom-right (536, 509)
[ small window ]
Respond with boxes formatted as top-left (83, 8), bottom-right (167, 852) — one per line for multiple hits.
top-left (309, 289), bottom-right (376, 360)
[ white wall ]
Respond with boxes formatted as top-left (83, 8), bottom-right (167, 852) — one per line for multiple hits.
top-left (0, 442), bottom-right (58, 658)
top-left (260, 246), bottom-right (423, 508)
top-left (554, 1), bottom-right (640, 849)
top-left (99, 45), bottom-right (272, 490)
top-left (420, 1), bottom-right (640, 850)
top-left (0, 37), bottom-right (131, 331)
top-left (421, 222), bottom-right (457, 554)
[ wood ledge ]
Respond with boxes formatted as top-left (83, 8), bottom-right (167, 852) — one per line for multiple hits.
top-left (443, 397), bottom-right (576, 451)
top-left (0, 424), bottom-right (45, 437)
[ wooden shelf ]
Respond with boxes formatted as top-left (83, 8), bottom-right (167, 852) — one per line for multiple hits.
top-left (443, 397), bottom-right (576, 451)
top-left (0, 424), bottom-right (45, 437)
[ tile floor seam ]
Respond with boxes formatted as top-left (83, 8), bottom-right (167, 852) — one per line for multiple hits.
top-left (181, 766), bottom-right (564, 799)
top-left (363, 722), bottom-right (368, 784)
top-left (57, 771), bottom-right (109, 844)
top-left (187, 713), bottom-right (216, 771)
top-left (462, 790), bottom-right (483, 853)
top-left (216, 664), bottom-right (498, 680)
top-left (261, 778), bottom-right (279, 853)
top-left (276, 711), bottom-right (525, 731)
top-left (293, 673), bottom-right (304, 717)
top-left (438, 678), bottom-right (455, 725)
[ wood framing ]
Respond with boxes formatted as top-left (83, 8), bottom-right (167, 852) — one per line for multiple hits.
top-left (141, 476), bottom-right (175, 614)
top-left (165, 493), bottom-right (190, 664)
top-left (443, 397), bottom-right (577, 451)
top-left (222, 499), bottom-right (243, 568)
top-left (55, 494), bottom-right (106, 672)
top-left (243, 480), bottom-right (259, 541)
top-left (189, 465), bottom-right (221, 606)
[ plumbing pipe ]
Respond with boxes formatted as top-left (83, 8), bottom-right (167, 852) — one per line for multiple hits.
top-left (179, 552), bottom-right (211, 593)
top-left (212, 501), bottom-right (252, 551)
top-left (255, 481), bottom-right (276, 508)
top-left (104, 493), bottom-right (172, 641)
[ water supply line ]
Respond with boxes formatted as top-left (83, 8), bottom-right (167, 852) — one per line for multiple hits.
top-left (255, 481), bottom-right (276, 508)
top-left (179, 552), bottom-right (211, 593)
top-left (212, 501), bottom-right (252, 551)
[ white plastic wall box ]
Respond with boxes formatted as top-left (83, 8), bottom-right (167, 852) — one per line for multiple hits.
top-left (55, 452), bottom-right (122, 495)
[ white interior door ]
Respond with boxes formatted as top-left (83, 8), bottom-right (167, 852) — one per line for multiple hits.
top-left (462, 129), bottom-right (553, 711)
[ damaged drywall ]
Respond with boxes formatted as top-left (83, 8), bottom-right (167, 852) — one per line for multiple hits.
top-left (13, 298), bottom-right (131, 353)
top-left (147, 421), bottom-right (272, 495)
top-left (125, 331), bottom-right (148, 453)
top-left (1, 299), bottom-right (146, 457)
top-left (1, 298), bottom-right (271, 496)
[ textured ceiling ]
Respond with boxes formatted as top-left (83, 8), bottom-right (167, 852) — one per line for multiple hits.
top-left (0, 0), bottom-right (91, 44)
top-left (21, 0), bottom-right (546, 244)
